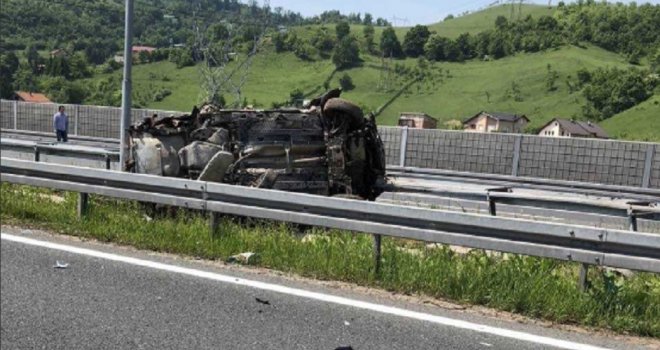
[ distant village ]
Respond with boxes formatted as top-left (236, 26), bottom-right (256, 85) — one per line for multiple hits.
top-left (399, 111), bottom-right (609, 139)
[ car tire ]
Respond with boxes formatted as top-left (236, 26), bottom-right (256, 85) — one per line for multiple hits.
top-left (323, 98), bottom-right (364, 129)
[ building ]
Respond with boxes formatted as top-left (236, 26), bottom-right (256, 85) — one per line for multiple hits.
top-left (50, 49), bottom-right (67, 58)
top-left (114, 46), bottom-right (158, 63)
top-left (132, 46), bottom-right (157, 55)
top-left (398, 112), bottom-right (438, 129)
top-left (538, 118), bottom-right (608, 139)
top-left (13, 91), bottom-right (52, 103)
top-left (463, 111), bottom-right (529, 133)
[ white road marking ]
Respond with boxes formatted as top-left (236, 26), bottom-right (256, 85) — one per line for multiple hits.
top-left (2, 233), bottom-right (610, 350)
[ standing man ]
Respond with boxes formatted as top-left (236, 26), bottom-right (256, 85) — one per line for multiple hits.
top-left (53, 105), bottom-right (68, 142)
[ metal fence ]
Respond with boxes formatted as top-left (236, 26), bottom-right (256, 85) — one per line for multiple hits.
top-left (0, 99), bottom-right (183, 139)
top-left (379, 126), bottom-right (659, 189)
top-left (2, 99), bottom-right (659, 189)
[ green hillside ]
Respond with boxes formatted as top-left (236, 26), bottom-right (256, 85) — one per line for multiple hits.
top-left (415, 4), bottom-right (556, 39)
top-left (601, 94), bottom-right (660, 142)
top-left (37, 2), bottom-right (660, 142)
top-left (124, 44), bottom-right (634, 133)
top-left (294, 4), bottom-right (557, 44)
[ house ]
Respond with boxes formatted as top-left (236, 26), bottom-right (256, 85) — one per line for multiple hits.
top-left (398, 112), bottom-right (438, 129)
top-left (114, 46), bottom-right (158, 63)
top-left (13, 91), bottom-right (52, 103)
top-left (538, 118), bottom-right (609, 139)
top-left (50, 49), bottom-right (67, 58)
top-left (463, 111), bottom-right (529, 133)
top-left (132, 46), bottom-right (157, 55)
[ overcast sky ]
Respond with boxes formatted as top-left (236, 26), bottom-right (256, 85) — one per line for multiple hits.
top-left (266, 0), bottom-right (660, 25)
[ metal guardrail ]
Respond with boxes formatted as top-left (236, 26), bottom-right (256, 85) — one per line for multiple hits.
top-left (2, 130), bottom-right (659, 202)
top-left (388, 166), bottom-right (660, 202)
top-left (1, 135), bottom-right (659, 232)
top-left (1, 138), bottom-right (119, 170)
top-left (2, 157), bottom-right (659, 274)
top-left (1, 129), bottom-right (119, 146)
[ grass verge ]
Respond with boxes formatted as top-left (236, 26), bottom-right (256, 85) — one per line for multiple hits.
top-left (1, 183), bottom-right (659, 337)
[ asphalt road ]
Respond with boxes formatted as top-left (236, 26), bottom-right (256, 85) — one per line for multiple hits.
top-left (1, 228), bottom-right (654, 350)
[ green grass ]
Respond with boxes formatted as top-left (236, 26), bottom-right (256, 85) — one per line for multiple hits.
top-left (601, 94), bottom-right (660, 142)
top-left (2, 183), bottom-right (659, 337)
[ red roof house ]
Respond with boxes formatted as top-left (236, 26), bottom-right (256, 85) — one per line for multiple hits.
top-left (132, 46), bottom-right (157, 54)
top-left (14, 91), bottom-right (52, 103)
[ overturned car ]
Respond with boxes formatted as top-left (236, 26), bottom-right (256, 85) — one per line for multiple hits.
top-left (128, 90), bottom-right (386, 200)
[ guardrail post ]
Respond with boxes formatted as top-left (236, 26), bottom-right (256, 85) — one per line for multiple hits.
top-left (33, 146), bottom-right (40, 162)
top-left (641, 145), bottom-right (654, 188)
top-left (209, 212), bottom-right (221, 239)
top-left (578, 264), bottom-right (589, 292)
top-left (511, 135), bottom-right (522, 177)
top-left (77, 193), bottom-right (89, 218)
top-left (13, 100), bottom-right (18, 130)
top-left (399, 126), bottom-right (409, 167)
top-left (628, 208), bottom-right (638, 232)
top-left (373, 234), bottom-right (382, 275)
top-left (105, 155), bottom-right (111, 170)
top-left (74, 105), bottom-right (80, 136)
top-left (486, 187), bottom-right (510, 216)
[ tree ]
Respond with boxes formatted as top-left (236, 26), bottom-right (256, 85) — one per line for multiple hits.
top-left (339, 73), bottom-right (355, 91)
top-left (311, 27), bottom-right (335, 54)
top-left (363, 23), bottom-right (376, 54)
top-left (335, 21), bottom-right (350, 40)
top-left (0, 52), bottom-right (20, 98)
top-left (487, 32), bottom-right (510, 59)
top-left (402, 25), bottom-right (431, 58)
top-left (273, 32), bottom-right (289, 52)
top-left (495, 16), bottom-right (508, 30)
top-left (40, 76), bottom-right (87, 104)
top-left (455, 33), bottom-right (474, 60)
top-left (380, 26), bottom-right (403, 58)
top-left (363, 13), bottom-right (373, 25)
top-left (68, 52), bottom-right (91, 79)
top-left (545, 64), bottom-right (559, 92)
top-left (13, 64), bottom-right (37, 92)
top-left (424, 35), bottom-right (451, 61)
top-left (651, 47), bottom-right (660, 73)
top-left (288, 88), bottom-right (304, 107)
top-left (332, 35), bottom-right (360, 69)
top-left (582, 67), bottom-right (656, 120)
top-left (25, 45), bottom-right (41, 74)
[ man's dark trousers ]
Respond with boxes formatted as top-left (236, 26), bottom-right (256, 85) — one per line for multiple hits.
top-left (56, 130), bottom-right (68, 142)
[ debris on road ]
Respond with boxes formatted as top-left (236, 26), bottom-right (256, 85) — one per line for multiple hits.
top-left (227, 252), bottom-right (259, 265)
top-left (255, 297), bottom-right (271, 305)
top-left (343, 320), bottom-right (350, 326)
top-left (53, 261), bottom-right (69, 269)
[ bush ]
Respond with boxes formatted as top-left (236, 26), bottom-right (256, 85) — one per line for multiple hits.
top-left (339, 73), bottom-right (355, 91)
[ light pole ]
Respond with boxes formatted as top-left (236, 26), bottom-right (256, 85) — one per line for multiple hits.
top-left (119, 0), bottom-right (134, 171)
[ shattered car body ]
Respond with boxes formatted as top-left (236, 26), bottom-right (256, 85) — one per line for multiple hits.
top-left (128, 90), bottom-right (386, 200)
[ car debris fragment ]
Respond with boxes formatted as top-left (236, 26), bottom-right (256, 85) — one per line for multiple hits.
top-left (53, 261), bottom-right (69, 269)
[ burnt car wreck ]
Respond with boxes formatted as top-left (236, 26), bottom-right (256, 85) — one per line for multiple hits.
top-left (128, 90), bottom-right (386, 200)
